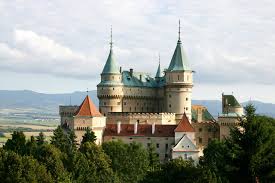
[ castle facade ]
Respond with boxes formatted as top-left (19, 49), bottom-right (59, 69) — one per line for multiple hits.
top-left (59, 24), bottom-right (244, 162)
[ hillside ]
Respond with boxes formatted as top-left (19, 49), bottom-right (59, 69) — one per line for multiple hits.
top-left (0, 90), bottom-right (274, 118)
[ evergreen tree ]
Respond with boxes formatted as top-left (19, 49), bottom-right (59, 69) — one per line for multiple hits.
top-left (78, 142), bottom-right (119, 183)
top-left (147, 143), bottom-right (160, 171)
top-left (4, 131), bottom-right (26, 155)
top-left (36, 132), bottom-right (46, 146)
top-left (0, 148), bottom-right (53, 183)
top-left (25, 135), bottom-right (37, 155)
top-left (81, 127), bottom-right (97, 144)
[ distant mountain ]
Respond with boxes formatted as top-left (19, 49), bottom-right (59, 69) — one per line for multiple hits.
top-left (0, 90), bottom-right (274, 118)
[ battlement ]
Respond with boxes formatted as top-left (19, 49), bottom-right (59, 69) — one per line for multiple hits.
top-left (107, 112), bottom-right (177, 125)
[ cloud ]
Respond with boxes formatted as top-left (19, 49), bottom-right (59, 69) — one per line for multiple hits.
top-left (0, 0), bottom-right (274, 86)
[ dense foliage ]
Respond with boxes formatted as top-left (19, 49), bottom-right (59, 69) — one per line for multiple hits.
top-left (0, 104), bottom-right (274, 183)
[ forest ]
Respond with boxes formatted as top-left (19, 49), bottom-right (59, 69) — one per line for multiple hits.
top-left (0, 104), bottom-right (274, 183)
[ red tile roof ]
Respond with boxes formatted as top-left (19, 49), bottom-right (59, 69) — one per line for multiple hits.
top-left (75, 95), bottom-right (102, 117)
top-left (174, 113), bottom-right (195, 132)
top-left (104, 124), bottom-right (177, 137)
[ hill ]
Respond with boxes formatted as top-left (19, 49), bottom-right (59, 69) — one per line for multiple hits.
top-left (0, 90), bottom-right (274, 118)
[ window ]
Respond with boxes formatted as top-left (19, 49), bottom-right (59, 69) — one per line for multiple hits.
top-left (147, 143), bottom-right (151, 147)
top-left (184, 154), bottom-right (188, 159)
top-left (169, 94), bottom-right (171, 98)
top-left (165, 154), bottom-right (168, 158)
top-left (169, 104), bottom-right (171, 108)
top-left (208, 138), bottom-right (212, 143)
top-left (186, 107), bottom-right (188, 111)
top-left (104, 102), bottom-right (106, 105)
top-left (199, 128), bottom-right (202, 132)
top-left (111, 107), bottom-right (113, 111)
top-left (165, 144), bottom-right (168, 150)
top-left (199, 137), bottom-right (202, 144)
top-left (124, 102), bottom-right (126, 105)
top-left (129, 138), bottom-right (133, 140)
top-left (156, 143), bottom-right (160, 148)
top-left (117, 102), bottom-right (120, 105)
top-left (208, 128), bottom-right (211, 132)
top-left (156, 153), bottom-right (159, 157)
top-left (113, 88), bottom-right (115, 90)
top-left (112, 137), bottom-right (115, 139)
top-left (112, 76), bottom-right (114, 79)
top-left (178, 75), bottom-right (180, 80)
top-left (186, 97), bottom-right (188, 101)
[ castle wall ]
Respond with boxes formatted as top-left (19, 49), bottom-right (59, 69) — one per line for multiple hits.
top-left (59, 106), bottom-right (79, 127)
top-left (192, 122), bottom-right (220, 150)
top-left (218, 117), bottom-right (240, 140)
top-left (107, 112), bottom-right (176, 125)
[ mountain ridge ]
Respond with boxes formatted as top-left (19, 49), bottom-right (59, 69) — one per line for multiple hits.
top-left (0, 90), bottom-right (274, 118)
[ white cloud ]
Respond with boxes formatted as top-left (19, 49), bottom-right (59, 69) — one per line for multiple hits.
top-left (0, 0), bottom-right (274, 101)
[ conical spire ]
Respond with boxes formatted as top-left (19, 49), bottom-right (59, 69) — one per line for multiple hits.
top-left (155, 54), bottom-right (162, 78)
top-left (102, 26), bottom-right (120, 74)
top-left (167, 20), bottom-right (191, 71)
top-left (75, 95), bottom-right (102, 117)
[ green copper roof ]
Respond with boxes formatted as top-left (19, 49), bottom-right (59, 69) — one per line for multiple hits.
top-left (102, 48), bottom-right (120, 74)
top-left (155, 63), bottom-right (162, 78)
top-left (191, 106), bottom-right (215, 122)
top-left (168, 40), bottom-right (191, 71)
top-left (223, 95), bottom-right (242, 107)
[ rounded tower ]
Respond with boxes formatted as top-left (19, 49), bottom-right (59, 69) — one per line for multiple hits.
top-left (97, 27), bottom-right (123, 116)
top-left (164, 21), bottom-right (193, 121)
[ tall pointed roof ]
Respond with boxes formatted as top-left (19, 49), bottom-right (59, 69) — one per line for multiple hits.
top-left (75, 95), bottom-right (102, 117)
top-left (175, 113), bottom-right (195, 132)
top-left (102, 27), bottom-right (120, 74)
top-left (167, 21), bottom-right (191, 72)
top-left (155, 61), bottom-right (162, 78)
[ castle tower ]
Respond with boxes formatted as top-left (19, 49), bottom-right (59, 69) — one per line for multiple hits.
top-left (97, 27), bottom-right (123, 116)
top-left (165, 20), bottom-right (193, 121)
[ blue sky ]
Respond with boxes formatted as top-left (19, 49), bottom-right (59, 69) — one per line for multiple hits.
top-left (0, 0), bottom-right (274, 103)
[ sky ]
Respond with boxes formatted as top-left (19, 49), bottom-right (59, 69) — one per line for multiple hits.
top-left (0, 0), bottom-right (275, 103)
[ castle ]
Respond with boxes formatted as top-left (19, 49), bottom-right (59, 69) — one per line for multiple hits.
top-left (59, 23), bottom-right (244, 163)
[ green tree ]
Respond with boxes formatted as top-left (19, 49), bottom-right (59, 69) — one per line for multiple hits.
top-left (147, 143), bottom-right (160, 172)
top-left (81, 127), bottom-right (97, 144)
top-left (35, 144), bottom-right (71, 182)
top-left (51, 126), bottom-right (77, 154)
top-left (37, 132), bottom-right (46, 146)
top-left (4, 131), bottom-right (26, 155)
top-left (202, 104), bottom-right (275, 182)
top-left (25, 135), bottom-right (37, 155)
top-left (78, 142), bottom-right (118, 183)
top-left (0, 148), bottom-right (53, 183)
top-left (102, 140), bottom-right (149, 183)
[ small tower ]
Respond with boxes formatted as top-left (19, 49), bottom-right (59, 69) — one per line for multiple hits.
top-left (155, 54), bottom-right (162, 82)
top-left (97, 27), bottom-right (123, 116)
top-left (165, 20), bottom-right (193, 121)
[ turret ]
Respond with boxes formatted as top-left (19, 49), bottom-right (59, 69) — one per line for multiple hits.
top-left (155, 56), bottom-right (162, 82)
top-left (97, 27), bottom-right (123, 116)
top-left (165, 20), bottom-right (193, 121)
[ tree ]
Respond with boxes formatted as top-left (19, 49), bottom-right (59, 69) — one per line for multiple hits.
top-left (141, 158), bottom-right (216, 183)
top-left (0, 148), bottom-right (53, 183)
top-left (81, 127), bottom-right (97, 144)
top-left (102, 140), bottom-right (149, 183)
top-left (25, 135), bottom-right (37, 155)
top-left (78, 142), bottom-right (119, 183)
top-left (147, 143), bottom-right (160, 172)
top-left (34, 144), bottom-right (71, 182)
top-left (202, 104), bottom-right (275, 182)
top-left (4, 131), bottom-right (26, 155)
top-left (51, 126), bottom-right (77, 154)
top-left (36, 132), bottom-right (46, 146)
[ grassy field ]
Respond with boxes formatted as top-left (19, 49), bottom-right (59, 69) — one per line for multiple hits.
top-left (0, 115), bottom-right (59, 146)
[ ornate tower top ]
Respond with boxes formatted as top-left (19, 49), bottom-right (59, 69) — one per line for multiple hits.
top-left (167, 20), bottom-right (191, 72)
top-left (101, 26), bottom-right (120, 74)
top-left (155, 54), bottom-right (162, 78)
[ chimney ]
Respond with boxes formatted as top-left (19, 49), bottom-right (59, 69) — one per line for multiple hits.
top-left (152, 123), bottom-right (155, 134)
top-left (120, 67), bottom-right (122, 73)
top-left (117, 121), bottom-right (121, 134)
top-left (130, 68), bottom-right (133, 77)
top-left (134, 122), bottom-right (138, 134)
